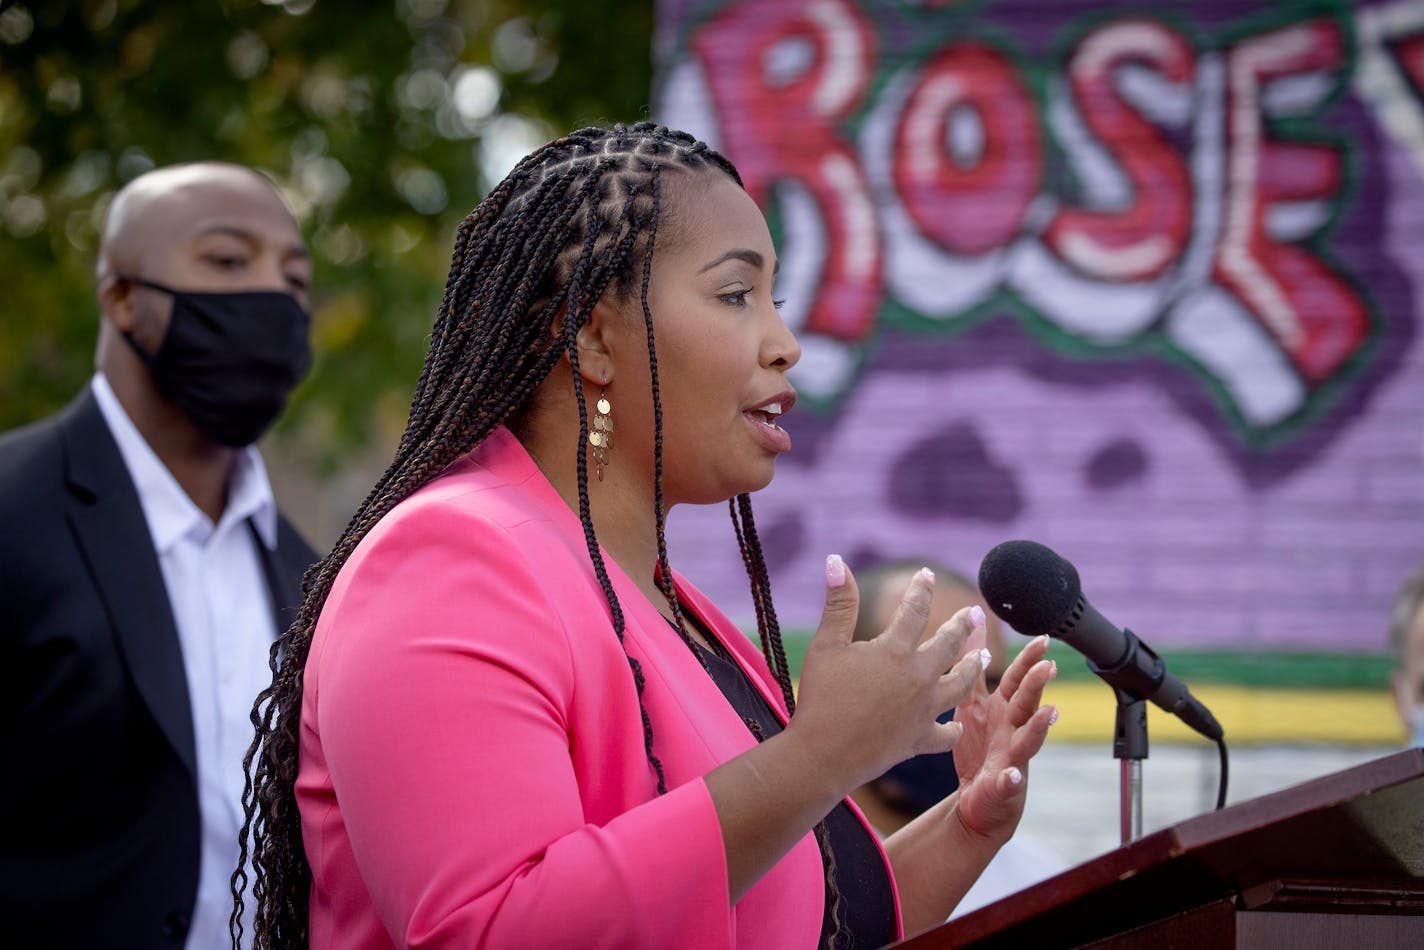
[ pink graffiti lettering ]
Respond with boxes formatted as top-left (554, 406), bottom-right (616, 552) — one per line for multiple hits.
top-left (1215, 19), bottom-right (1365, 383)
top-left (692, 0), bottom-right (882, 342)
top-left (681, 2), bottom-right (1373, 428)
top-left (1044, 19), bottom-right (1194, 282)
top-left (893, 42), bottom-right (1042, 257)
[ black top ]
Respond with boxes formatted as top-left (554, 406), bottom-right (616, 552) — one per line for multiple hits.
top-left (686, 630), bottom-right (898, 949)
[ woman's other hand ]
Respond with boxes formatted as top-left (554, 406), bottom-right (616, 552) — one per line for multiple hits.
top-left (950, 632), bottom-right (1057, 845)
top-left (881, 622), bottom-right (1057, 932)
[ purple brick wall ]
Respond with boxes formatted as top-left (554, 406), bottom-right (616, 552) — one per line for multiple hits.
top-left (655, 0), bottom-right (1424, 655)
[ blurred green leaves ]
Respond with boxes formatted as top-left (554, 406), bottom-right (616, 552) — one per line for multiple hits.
top-left (0, 0), bottom-right (653, 469)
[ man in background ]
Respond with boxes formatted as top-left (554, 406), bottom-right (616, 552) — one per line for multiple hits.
top-left (850, 559), bottom-right (1067, 918)
top-left (0, 162), bottom-right (319, 948)
top-left (1391, 566), bottom-right (1424, 748)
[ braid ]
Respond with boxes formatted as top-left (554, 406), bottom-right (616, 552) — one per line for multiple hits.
top-left (814, 821), bottom-right (845, 949)
top-left (727, 495), bottom-right (845, 947)
top-left (638, 163), bottom-right (709, 672)
top-left (231, 122), bottom-right (824, 949)
top-left (564, 174), bottom-right (670, 794)
top-left (729, 494), bottom-right (796, 712)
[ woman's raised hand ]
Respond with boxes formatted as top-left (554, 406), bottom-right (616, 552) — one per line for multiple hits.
top-left (787, 556), bottom-right (984, 797)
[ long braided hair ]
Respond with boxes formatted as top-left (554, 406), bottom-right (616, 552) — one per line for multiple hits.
top-left (231, 122), bottom-right (841, 948)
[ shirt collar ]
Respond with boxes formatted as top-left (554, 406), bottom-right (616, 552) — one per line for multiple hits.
top-left (91, 373), bottom-right (278, 552)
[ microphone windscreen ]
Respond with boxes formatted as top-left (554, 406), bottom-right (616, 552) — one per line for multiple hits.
top-left (977, 540), bottom-right (1082, 636)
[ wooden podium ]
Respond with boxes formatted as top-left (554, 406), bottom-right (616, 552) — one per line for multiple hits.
top-left (892, 748), bottom-right (1424, 948)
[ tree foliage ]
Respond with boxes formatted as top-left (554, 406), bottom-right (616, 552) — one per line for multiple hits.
top-left (0, 0), bottom-right (653, 468)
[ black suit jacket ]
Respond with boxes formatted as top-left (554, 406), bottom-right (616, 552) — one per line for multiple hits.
top-left (0, 389), bottom-right (317, 948)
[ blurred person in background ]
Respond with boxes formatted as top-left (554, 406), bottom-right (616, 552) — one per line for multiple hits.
top-left (1391, 566), bottom-right (1424, 748)
top-left (0, 162), bottom-right (318, 948)
top-left (851, 559), bottom-right (1068, 918)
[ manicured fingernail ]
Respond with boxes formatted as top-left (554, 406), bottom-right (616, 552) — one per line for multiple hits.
top-left (918, 566), bottom-right (935, 583)
top-left (826, 554), bottom-right (846, 589)
top-left (1036, 635), bottom-right (1051, 648)
top-left (1048, 705), bottom-right (1060, 725)
top-left (980, 649), bottom-right (993, 670)
top-left (969, 605), bottom-right (986, 629)
top-left (1049, 660), bottom-right (1058, 678)
top-left (1006, 767), bottom-right (1023, 786)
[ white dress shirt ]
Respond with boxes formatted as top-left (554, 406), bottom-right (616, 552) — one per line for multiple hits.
top-left (93, 374), bottom-right (276, 949)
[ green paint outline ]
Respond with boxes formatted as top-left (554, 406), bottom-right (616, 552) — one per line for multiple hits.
top-left (776, 631), bottom-right (1394, 688)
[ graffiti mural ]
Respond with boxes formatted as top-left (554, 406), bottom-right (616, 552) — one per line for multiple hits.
top-left (655, 0), bottom-right (1424, 653)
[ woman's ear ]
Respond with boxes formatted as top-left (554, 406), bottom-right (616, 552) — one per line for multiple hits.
top-left (574, 297), bottom-right (624, 387)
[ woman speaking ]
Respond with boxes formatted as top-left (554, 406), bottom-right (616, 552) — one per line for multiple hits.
top-left (234, 122), bottom-right (1057, 949)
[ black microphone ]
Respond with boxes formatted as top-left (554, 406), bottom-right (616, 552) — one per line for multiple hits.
top-left (978, 540), bottom-right (1223, 741)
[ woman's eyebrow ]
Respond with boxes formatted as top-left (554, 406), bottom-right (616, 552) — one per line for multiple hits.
top-left (699, 248), bottom-right (779, 275)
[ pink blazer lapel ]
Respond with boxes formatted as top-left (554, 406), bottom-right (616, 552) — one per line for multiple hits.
top-left (671, 569), bottom-right (907, 937)
top-left (599, 554), bottom-right (769, 771)
top-left (670, 571), bottom-right (793, 722)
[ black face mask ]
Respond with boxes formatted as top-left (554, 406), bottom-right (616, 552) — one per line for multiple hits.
top-left (120, 276), bottom-right (312, 447)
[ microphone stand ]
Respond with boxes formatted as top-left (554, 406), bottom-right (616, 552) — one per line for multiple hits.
top-left (1082, 621), bottom-right (1161, 845)
top-left (1112, 686), bottom-right (1147, 844)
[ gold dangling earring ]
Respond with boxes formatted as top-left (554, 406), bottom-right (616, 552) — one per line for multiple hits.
top-left (589, 389), bottom-right (613, 481)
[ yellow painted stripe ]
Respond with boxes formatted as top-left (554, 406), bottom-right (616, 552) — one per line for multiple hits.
top-left (1042, 683), bottom-right (1406, 745)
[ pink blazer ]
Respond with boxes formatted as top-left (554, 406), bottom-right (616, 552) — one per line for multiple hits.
top-left (297, 427), bottom-right (901, 948)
